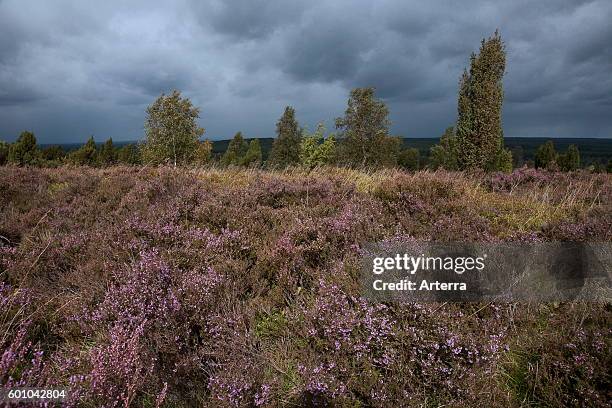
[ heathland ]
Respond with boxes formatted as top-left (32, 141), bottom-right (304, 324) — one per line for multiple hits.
top-left (1, 165), bottom-right (610, 407)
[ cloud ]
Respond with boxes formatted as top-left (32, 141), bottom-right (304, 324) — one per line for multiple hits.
top-left (0, 0), bottom-right (610, 143)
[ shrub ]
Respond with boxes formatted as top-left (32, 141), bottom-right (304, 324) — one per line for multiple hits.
top-left (68, 136), bottom-right (98, 166)
top-left (299, 123), bottom-right (336, 169)
top-left (8, 131), bottom-right (39, 165)
top-left (398, 147), bottom-right (420, 170)
top-left (558, 144), bottom-right (580, 171)
top-left (535, 140), bottom-right (557, 169)
top-left (429, 127), bottom-right (458, 170)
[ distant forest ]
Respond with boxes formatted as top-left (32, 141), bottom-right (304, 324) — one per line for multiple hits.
top-left (40, 137), bottom-right (612, 168)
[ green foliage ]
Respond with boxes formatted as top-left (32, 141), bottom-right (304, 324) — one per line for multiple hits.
top-left (557, 144), bottom-right (580, 171)
top-left (69, 136), bottom-right (98, 166)
top-left (8, 131), bottom-right (39, 165)
top-left (117, 144), bottom-right (141, 165)
top-left (299, 123), bottom-right (336, 169)
top-left (398, 147), bottom-right (420, 171)
top-left (429, 127), bottom-right (459, 170)
top-left (142, 90), bottom-right (204, 166)
top-left (607, 160), bottom-right (612, 173)
top-left (534, 140), bottom-right (557, 169)
top-left (456, 31), bottom-right (506, 170)
top-left (0, 141), bottom-right (9, 165)
top-left (98, 138), bottom-right (116, 166)
top-left (221, 132), bottom-right (248, 166)
top-left (240, 139), bottom-right (263, 167)
top-left (268, 106), bottom-right (301, 168)
top-left (194, 140), bottom-right (213, 166)
top-left (41, 145), bottom-right (66, 163)
top-left (490, 148), bottom-right (513, 173)
top-left (254, 310), bottom-right (287, 339)
top-left (335, 87), bottom-right (397, 168)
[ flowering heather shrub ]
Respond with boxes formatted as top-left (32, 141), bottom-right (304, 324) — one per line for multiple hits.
top-left (488, 167), bottom-right (553, 192)
top-left (0, 166), bottom-right (610, 406)
top-left (0, 283), bottom-right (48, 400)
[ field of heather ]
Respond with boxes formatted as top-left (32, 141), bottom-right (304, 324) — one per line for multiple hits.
top-left (1, 165), bottom-right (610, 407)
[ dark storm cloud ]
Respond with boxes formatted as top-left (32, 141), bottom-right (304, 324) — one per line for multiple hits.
top-left (0, 0), bottom-right (610, 143)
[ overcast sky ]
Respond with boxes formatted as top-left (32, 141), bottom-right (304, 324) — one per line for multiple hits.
top-left (1, 0), bottom-right (611, 143)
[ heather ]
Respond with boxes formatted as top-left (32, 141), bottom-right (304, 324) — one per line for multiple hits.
top-left (0, 165), bottom-right (610, 407)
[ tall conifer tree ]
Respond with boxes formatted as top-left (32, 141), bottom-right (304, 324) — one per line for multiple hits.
top-left (456, 31), bottom-right (510, 171)
top-left (268, 106), bottom-right (301, 168)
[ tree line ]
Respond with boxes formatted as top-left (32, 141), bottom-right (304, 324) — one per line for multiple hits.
top-left (1, 31), bottom-right (609, 172)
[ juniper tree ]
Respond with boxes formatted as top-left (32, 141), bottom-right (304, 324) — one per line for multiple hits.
top-left (142, 90), bottom-right (204, 166)
top-left (98, 138), bottom-right (116, 166)
top-left (41, 145), bottom-right (66, 163)
top-left (456, 31), bottom-right (510, 171)
top-left (335, 87), bottom-right (396, 168)
top-left (268, 106), bottom-right (301, 168)
top-left (240, 139), bottom-right (263, 167)
top-left (534, 140), bottom-right (557, 169)
top-left (117, 144), bottom-right (141, 165)
top-left (221, 132), bottom-right (248, 166)
top-left (558, 144), bottom-right (580, 171)
top-left (8, 131), bottom-right (39, 165)
top-left (299, 123), bottom-right (336, 169)
top-left (69, 136), bottom-right (98, 166)
top-left (429, 127), bottom-right (459, 170)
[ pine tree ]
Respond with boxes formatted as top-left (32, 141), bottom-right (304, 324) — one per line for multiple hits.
top-left (221, 132), bottom-right (248, 166)
top-left (456, 31), bottom-right (508, 171)
top-left (142, 90), bottom-right (204, 166)
top-left (534, 140), bottom-right (557, 169)
top-left (429, 127), bottom-right (459, 170)
top-left (268, 106), bottom-right (301, 168)
top-left (98, 138), bottom-right (116, 166)
top-left (240, 139), bottom-right (263, 167)
top-left (69, 136), bottom-right (98, 166)
top-left (558, 144), bottom-right (580, 171)
top-left (8, 131), bottom-right (39, 165)
top-left (335, 87), bottom-right (396, 168)
top-left (117, 144), bottom-right (141, 165)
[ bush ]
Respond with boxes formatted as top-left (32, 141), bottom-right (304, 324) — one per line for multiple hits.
top-left (299, 123), bottom-right (336, 169)
top-left (68, 136), bottom-right (98, 166)
top-left (8, 131), bottom-right (39, 165)
top-left (398, 147), bottom-right (420, 170)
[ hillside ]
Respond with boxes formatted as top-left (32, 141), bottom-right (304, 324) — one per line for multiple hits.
top-left (1, 166), bottom-right (610, 406)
